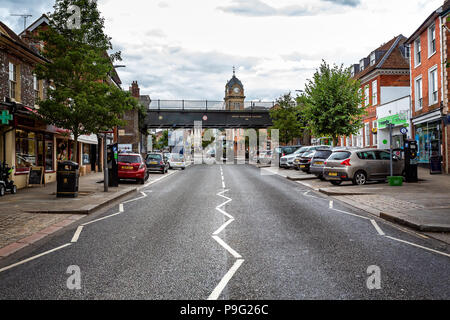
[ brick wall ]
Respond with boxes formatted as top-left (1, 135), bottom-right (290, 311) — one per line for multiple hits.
top-left (410, 17), bottom-right (442, 118)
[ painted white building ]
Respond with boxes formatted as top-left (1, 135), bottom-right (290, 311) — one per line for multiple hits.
top-left (376, 95), bottom-right (412, 149)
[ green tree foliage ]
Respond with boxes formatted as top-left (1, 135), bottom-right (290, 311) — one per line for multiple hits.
top-left (269, 93), bottom-right (304, 145)
top-left (34, 0), bottom-right (136, 162)
top-left (153, 130), bottom-right (169, 150)
top-left (302, 60), bottom-right (365, 146)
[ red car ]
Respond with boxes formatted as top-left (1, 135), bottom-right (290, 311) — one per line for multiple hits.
top-left (118, 153), bottom-right (148, 184)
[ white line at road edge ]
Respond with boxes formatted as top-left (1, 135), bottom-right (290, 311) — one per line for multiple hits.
top-left (71, 226), bottom-right (84, 243)
top-left (208, 259), bottom-right (245, 300)
top-left (0, 170), bottom-right (180, 273)
top-left (0, 244), bottom-right (72, 273)
top-left (301, 184), bottom-right (449, 258)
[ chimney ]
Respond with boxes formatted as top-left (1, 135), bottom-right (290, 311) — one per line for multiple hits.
top-left (130, 81), bottom-right (140, 98)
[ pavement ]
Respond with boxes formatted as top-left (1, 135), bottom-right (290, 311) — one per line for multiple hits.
top-left (0, 164), bottom-right (449, 300)
top-left (261, 165), bottom-right (450, 242)
top-left (0, 169), bottom-right (180, 258)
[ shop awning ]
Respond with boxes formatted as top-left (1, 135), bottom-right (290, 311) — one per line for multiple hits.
top-left (71, 134), bottom-right (99, 145)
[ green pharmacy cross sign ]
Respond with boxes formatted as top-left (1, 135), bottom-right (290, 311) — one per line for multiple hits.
top-left (0, 110), bottom-right (13, 125)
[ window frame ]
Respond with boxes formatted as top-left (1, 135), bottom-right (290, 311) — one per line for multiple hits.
top-left (370, 52), bottom-right (376, 66)
top-left (428, 65), bottom-right (438, 105)
top-left (372, 120), bottom-right (378, 146)
top-left (364, 123), bottom-right (370, 147)
top-left (364, 85), bottom-right (370, 106)
top-left (415, 75), bottom-right (423, 111)
top-left (428, 24), bottom-right (436, 58)
top-left (9, 62), bottom-right (17, 100)
top-left (372, 80), bottom-right (378, 106)
top-left (414, 38), bottom-right (421, 67)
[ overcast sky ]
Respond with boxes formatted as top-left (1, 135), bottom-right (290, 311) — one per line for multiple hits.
top-left (0, 0), bottom-right (444, 101)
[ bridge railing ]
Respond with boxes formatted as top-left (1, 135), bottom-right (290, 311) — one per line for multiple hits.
top-left (148, 100), bottom-right (276, 111)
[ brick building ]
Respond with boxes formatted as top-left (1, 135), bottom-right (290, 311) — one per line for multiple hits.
top-left (343, 35), bottom-right (411, 149)
top-left (118, 81), bottom-right (150, 154)
top-left (406, 4), bottom-right (447, 172)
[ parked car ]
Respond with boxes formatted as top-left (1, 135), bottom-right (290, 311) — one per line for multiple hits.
top-left (309, 149), bottom-right (334, 180)
top-left (293, 145), bottom-right (331, 170)
top-left (168, 153), bottom-right (186, 170)
top-left (118, 153), bottom-right (148, 184)
top-left (274, 145), bottom-right (302, 167)
top-left (255, 150), bottom-right (272, 164)
top-left (296, 151), bottom-right (317, 173)
top-left (279, 146), bottom-right (311, 169)
top-left (146, 152), bottom-right (169, 174)
top-left (323, 149), bottom-right (404, 186)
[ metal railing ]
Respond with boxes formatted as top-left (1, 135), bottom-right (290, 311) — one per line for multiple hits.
top-left (148, 100), bottom-right (276, 111)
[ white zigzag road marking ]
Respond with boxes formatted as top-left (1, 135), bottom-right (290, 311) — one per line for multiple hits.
top-left (208, 169), bottom-right (244, 300)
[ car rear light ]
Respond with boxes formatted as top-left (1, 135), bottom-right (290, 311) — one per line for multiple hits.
top-left (324, 162), bottom-right (327, 165)
top-left (340, 159), bottom-right (351, 166)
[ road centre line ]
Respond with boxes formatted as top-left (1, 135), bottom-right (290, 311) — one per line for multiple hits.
top-left (213, 219), bottom-right (235, 236)
top-left (207, 259), bottom-right (245, 300)
top-left (212, 235), bottom-right (242, 259)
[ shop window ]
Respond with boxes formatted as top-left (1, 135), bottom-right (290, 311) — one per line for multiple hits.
top-left (83, 144), bottom-right (91, 165)
top-left (15, 130), bottom-right (36, 171)
top-left (57, 139), bottom-right (75, 162)
top-left (45, 140), bottom-right (54, 171)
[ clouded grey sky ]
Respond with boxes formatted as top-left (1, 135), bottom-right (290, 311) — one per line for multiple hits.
top-left (0, 0), bottom-right (443, 101)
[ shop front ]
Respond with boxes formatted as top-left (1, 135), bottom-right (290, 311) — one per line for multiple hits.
top-left (12, 115), bottom-right (57, 189)
top-left (56, 133), bottom-right (99, 176)
top-left (412, 116), bottom-right (443, 165)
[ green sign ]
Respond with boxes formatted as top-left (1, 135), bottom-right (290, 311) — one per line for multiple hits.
top-left (377, 114), bottom-right (407, 129)
top-left (1, 110), bottom-right (13, 125)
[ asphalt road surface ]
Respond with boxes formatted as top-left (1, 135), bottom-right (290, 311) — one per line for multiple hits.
top-left (0, 164), bottom-right (449, 300)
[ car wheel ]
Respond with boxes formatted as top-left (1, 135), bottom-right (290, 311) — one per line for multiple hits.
top-left (0, 185), bottom-right (5, 197)
top-left (353, 171), bottom-right (368, 186)
top-left (330, 181), bottom-right (342, 186)
top-left (319, 175), bottom-right (326, 181)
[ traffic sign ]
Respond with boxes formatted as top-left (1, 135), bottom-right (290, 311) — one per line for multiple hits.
top-left (400, 127), bottom-right (408, 135)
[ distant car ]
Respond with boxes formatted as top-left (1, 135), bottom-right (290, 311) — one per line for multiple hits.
top-left (323, 149), bottom-right (404, 186)
top-left (168, 153), bottom-right (186, 170)
top-left (118, 153), bottom-right (148, 184)
top-left (309, 149), bottom-right (334, 180)
top-left (274, 145), bottom-right (302, 167)
top-left (255, 150), bottom-right (272, 164)
top-left (146, 153), bottom-right (169, 174)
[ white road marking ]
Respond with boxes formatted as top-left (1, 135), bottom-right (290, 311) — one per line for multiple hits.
top-left (385, 236), bottom-right (450, 258)
top-left (0, 243), bottom-right (72, 273)
top-left (207, 259), bottom-right (244, 300)
top-left (122, 191), bottom-right (147, 204)
top-left (212, 236), bottom-right (242, 259)
top-left (370, 220), bottom-right (385, 236)
top-left (82, 211), bottom-right (122, 226)
top-left (329, 201), bottom-right (333, 209)
top-left (216, 207), bottom-right (234, 220)
top-left (119, 204), bottom-right (124, 212)
top-left (213, 219), bottom-right (235, 236)
top-left (71, 226), bottom-right (84, 243)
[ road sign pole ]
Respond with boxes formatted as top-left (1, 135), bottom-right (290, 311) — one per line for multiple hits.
top-left (104, 133), bottom-right (109, 192)
top-left (389, 123), bottom-right (393, 177)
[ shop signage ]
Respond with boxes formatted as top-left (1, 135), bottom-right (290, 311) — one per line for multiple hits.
top-left (400, 127), bottom-right (408, 135)
top-left (1, 110), bottom-right (13, 125)
top-left (378, 114), bottom-right (407, 129)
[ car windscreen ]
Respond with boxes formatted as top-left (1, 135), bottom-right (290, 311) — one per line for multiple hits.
top-left (171, 154), bottom-right (184, 161)
top-left (295, 147), bottom-right (309, 154)
top-left (147, 154), bottom-right (162, 161)
top-left (118, 155), bottom-right (141, 163)
top-left (328, 151), bottom-right (351, 161)
top-left (314, 150), bottom-right (332, 159)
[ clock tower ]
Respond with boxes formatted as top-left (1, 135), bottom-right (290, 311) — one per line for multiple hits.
top-left (224, 67), bottom-right (245, 110)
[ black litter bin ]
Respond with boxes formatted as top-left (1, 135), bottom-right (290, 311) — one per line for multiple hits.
top-left (57, 161), bottom-right (79, 198)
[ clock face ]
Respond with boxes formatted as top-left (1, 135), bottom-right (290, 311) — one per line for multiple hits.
top-left (233, 87), bottom-right (240, 94)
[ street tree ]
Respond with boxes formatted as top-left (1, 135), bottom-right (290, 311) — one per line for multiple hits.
top-left (34, 0), bottom-right (136, 162)
top-left (302, 60), bottom-right (365, 146)
top-left (269, 93), bottom-right (304, 145)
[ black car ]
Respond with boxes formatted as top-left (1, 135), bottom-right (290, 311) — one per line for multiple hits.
top-left (309, 149), bottom-right (334, 180)
top-left (146, 153), bottom-right (169, 174)
top-left (274, 145), bottom-right (302, 167)
top-left (297, 151), bottom-right (316, 173)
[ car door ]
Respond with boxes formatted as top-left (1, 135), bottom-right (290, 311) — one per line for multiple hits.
top-left (358, 151), bottom-right (379, 178)
top-left (375, 151), bottom-right (391, 178)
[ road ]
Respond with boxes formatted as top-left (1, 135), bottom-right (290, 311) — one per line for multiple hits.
top-left (0, 164), bottom-right (449, 300)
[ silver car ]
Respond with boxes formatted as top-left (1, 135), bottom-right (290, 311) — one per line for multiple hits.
top-left (323, 149), bottom-right (404, 186)
top-left (168, 153), bottom-right (186, 170)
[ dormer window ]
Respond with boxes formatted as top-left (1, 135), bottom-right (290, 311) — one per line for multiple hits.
top-left (370, 53), bottom-right (376, 66)
top-left (360, 59), bottom-right (365, 71)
